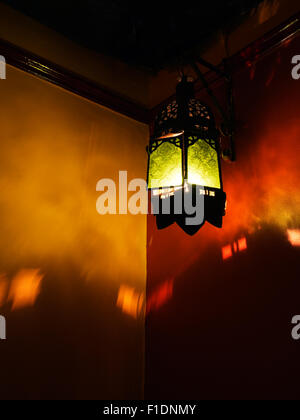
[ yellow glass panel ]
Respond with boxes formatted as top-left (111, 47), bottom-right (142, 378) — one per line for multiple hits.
top-left (148, 141), bottom-right (182, 189)
top-left (187, 138), bottom-right (221, 189)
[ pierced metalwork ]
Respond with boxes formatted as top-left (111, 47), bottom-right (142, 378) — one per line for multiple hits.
top-left (153, 96), bottom-right (216, 140)
top-left (188, 99), bottom-right (211, 121)
top-left (155, 100), bottom-right (178, 124)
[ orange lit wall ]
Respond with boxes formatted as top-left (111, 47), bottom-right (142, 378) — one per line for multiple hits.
top-left (0, 65), bottom-right (148, 399)
top-left (146, 32), bottom-right (300, 399)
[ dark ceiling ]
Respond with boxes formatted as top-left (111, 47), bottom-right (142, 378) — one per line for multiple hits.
top-left (3, 0), bottom-right (264, 72)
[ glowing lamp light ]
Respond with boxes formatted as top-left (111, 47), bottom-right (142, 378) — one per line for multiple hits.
top-left (147, 76), bottom-right (226, 235)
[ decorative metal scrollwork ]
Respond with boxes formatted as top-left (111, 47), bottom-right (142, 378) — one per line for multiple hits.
top-left (148, 136), bottom-right (182, 155)
top-left (188, 135), bottom-right (217, 150)
top-left (155, 100), bottom-right (178, 127)
top-left (154, 97), bottom-right (215, 140)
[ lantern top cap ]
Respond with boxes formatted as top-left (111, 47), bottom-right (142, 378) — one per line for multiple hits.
top-left (176, 75), bottom-right (195, 101)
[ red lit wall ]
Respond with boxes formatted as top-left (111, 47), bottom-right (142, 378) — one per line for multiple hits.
top-left (146, 32), bottom-right (300, 399)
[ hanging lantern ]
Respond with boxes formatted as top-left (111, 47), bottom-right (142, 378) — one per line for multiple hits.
top-left (147, 76), bottom-right (226, 235)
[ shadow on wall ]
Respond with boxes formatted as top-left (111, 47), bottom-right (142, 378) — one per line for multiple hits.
top-left (147, 223), bottom-right (300, 399)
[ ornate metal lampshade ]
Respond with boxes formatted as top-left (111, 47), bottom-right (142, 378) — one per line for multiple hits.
top-left (147, 76), bottom-right (226, 234)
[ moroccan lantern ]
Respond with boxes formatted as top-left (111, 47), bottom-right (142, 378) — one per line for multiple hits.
top-left (147, 76), bottom-right (226, 235)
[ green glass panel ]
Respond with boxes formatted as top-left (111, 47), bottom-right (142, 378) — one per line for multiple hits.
top-left (148, 141), bottom-right (182, 189)
top-left (187, 138), bottom-right (221, 189)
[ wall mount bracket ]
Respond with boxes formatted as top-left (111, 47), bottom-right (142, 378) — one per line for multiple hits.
top-left (192, 59), bottom-right (236, 162)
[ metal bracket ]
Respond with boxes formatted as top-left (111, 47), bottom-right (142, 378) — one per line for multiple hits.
top-left (192, 59), bottom-right (236, 162)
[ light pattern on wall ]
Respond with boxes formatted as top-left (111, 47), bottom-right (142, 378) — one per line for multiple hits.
top-left (8, 269), bottom-right (43, 310)
top-left (116, 285), bottom-right (145, 319)
top-left (222, 237), bottom-right (248, 261)
top-left (287, 229), bottom-right (300, 247)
